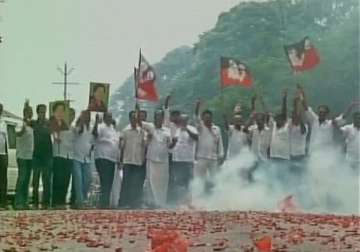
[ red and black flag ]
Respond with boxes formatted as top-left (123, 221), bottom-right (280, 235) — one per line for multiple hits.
top-left (135, 51), bottom-right (159, 102)
top-left (220, 57), bottom-right (253, 88)
top-left (284, 37), bottom-right (320, 73)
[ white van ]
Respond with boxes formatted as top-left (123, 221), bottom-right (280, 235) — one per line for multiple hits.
top-left (2, 110), bottom-right (23, 196)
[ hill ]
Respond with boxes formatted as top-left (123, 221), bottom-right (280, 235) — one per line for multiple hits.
top-left (110, 0), bottom-right (359, 126)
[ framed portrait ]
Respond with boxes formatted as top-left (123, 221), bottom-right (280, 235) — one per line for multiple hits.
top-left (49, 100), bottom-right (71, 130)
top-left (88, 82), bottom-right (110, 112)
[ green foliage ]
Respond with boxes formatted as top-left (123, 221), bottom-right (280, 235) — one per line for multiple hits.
top-left (111, 0), bottom-right (359, 127)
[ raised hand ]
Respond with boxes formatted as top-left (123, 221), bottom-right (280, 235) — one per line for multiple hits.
top-left (164, 95), bottom-right (171, 109)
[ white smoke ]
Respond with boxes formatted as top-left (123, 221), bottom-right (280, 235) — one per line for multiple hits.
top-left (190, 147), bottom-right (359, 215)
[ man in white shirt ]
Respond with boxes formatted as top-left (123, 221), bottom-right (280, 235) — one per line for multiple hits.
top-left (51, 104), bottom-right (75, 209)
top-left (14, 103), bottom-right (34, 210)
top-left (298, 86), bottom-right (346, 153)
top-left (247, 112), bottom-right (271, 163)
top-left (269, 90), bottom-right (291, 162)
top-left (142, 110), bottom-right (176, 207)
top-left (72, 110), bottom-right (93, 209)
top-left (118, 111), bottom-right (147, 209)
top-left (341, 111), bottom-right (360, 169)
top-left (287, 96), bottom-right (309, 186)
top-left (225, 114), bottom-right (249, 160)
top-left (168, 114), bottom-right (198, 205)
top-left (194, 101), bottom-right (224, 188)
top-left (93, 112), bottom-right (120, 209)
top-left (0, 103), bottom-right (8, 209)
top-left (163, 96), bottom-right (198, 205)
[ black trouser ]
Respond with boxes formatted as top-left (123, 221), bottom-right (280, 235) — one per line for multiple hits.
top-left (119, 164), bottom-right (146, 208)
top-left (95, 158), bottom-right (115, 209)
top-left (32, 156), bottom-right (52, 207)
top-left (167, 161), bottom-right (193, 205)
top-left (52, 157), bottom-right (72, 207)
top-left (14, 159), bottom-right (32, 208)
top-left (0, 154), bottom-right (8, 207)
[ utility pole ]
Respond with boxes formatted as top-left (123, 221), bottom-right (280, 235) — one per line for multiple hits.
top-left (0, 0), bottom-right (4, 43)
top-left (52, 62), bottom-right (79, 101)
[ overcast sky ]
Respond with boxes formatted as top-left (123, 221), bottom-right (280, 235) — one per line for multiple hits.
top-left (0, 0), bottom-right (249, 116)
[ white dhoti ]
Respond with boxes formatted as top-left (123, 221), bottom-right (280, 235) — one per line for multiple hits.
top-left (146, 160), bottom-right (169, 206)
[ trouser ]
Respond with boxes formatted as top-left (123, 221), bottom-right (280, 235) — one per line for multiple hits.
top-left (32, 156), bottom-right (52, 206)
top-left (52, 157), bottom-right (72, 207)
top-left (14, 159), bottom-right (32, 208)
top-left (194, 158), bottom-right (219, 178)
top-left (72, 160), bottom-right (92, 207)
top-left (118, 163), bottom-right (146, 208)
top-left (0, 154), bottom-right (8, 207)
top-left (167, 161), bottom-right (193, 205)
top-left (194, 159), bottom-right (219, 195)
top-left (95, 158), bottom-right (115, 209)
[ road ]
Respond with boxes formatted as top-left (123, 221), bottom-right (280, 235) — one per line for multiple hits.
top-left (0, 210), bottom-right (359, 251)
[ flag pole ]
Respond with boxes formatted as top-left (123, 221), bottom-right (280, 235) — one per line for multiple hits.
top-left (219, 57), bottom-right (225, 116)
top-left (135, 48), bottom-right (141, 113)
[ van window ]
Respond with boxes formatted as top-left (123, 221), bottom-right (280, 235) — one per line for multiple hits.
top-left (7, 125), bottom-right (16, 149)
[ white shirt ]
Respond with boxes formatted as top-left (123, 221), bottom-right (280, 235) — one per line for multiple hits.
top-left (289, 121), bottom-right (308, 157)
top-left (227, 125), bottom-right (248, 159)
top-left (73, 126), bottom-right (94, 163)
top-left (16, 125), bottom-right (34, 160)
top-left (143, 122), bottom-right (171, 163)
top-left (341, 124), bottom-right (360, 163)
top-left (121, 126), bottom-right (146, 166)
top-left (249, 124), bottom-right (271, 161)
top-left (305, 107), bottom-right (344, 152)
top-left (164, 108), bottom-right (179, 138)
top-left (0, 117), bottom-right (7, 155)
top-left (52, 129), bottom-right (74, 159)
top-left (94, 123), bottom-right (119, 163)
top-left (270, 121), bottom-right (291, 160)
top-left (196, 120), bottom-right (224, 161)
top-left (172, 125), bottom-right (197, 162)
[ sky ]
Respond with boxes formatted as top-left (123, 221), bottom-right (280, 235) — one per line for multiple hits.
top-left (0, 0), bottom-right (251, 116)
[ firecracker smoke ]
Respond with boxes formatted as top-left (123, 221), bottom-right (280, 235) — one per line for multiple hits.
top-left (190, 147), bottom-right (359, 214)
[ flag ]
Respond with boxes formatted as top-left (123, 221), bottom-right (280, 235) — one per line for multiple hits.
top-left (220, 57), bottom-right (253, 88)
top-left (136, 52), bottom-right (159, 102)
top-left (284, 36), bottom-right (320, 72)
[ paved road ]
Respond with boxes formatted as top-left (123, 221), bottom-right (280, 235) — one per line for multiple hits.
top-left (0, 210), bottom-right (358, 251)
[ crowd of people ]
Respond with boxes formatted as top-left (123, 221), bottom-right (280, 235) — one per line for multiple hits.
top-left (0, 85), bottom-right (359, 211)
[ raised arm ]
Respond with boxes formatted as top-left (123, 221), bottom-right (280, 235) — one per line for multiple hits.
top-left (251, 95), bottom-right (257, 114)
top-left (195, 99), bottom-right (201, 118)
top-left (281, 89), bottom-right (288, 120)
top-left (332, 101), bottom-right (360, 127)
top-left (16, 122), bottom-right (26, 137)
top-left (164, 94), bottom-right (171, 110)
top-left (340, 100), bottom-right (360, 119)
top-left (186, 126), bottom-right (198, 141)
top-left (164, 95), bottom-right (171, 127)
top-left (92, 114), bottom-right (100, 138)
top-left (223, 114), bottom-right (230, 132)
top-left (297, 84), bottom-right (309, 111)
top-left (293, 97), bottom-right (307, 134)
top-left (259, 94), bottom-right (268, 113)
